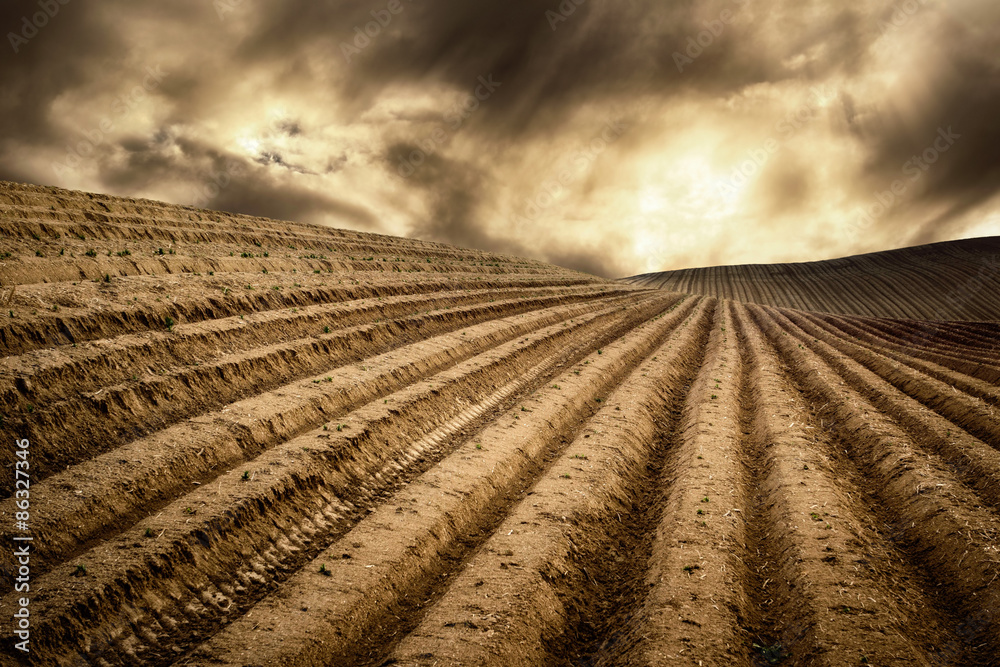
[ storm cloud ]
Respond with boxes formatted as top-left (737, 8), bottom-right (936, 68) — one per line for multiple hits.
top-left (1, 0), bottom-right (998, 276)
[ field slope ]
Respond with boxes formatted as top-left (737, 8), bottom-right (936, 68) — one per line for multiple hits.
top-left (1, 181), bottom-right (999, 667)
top-left (625, 237), bottom-right (1000, 321)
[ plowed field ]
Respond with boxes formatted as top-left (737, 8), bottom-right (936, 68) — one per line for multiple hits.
top-left (1, 182), bottom-right (999, 666)
top-left (626, 237), bottom-right (1000, 321)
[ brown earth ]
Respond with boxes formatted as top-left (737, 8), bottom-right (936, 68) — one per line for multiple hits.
top-left (0, 181), bottom-right (998, 667)
top-left (625, 237), bottom-right (1000, 321)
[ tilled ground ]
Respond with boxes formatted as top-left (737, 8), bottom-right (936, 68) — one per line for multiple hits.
top-left (625, 237), bottom-right (1000, 321)
top-left (1, 182), bottom-right (999, 666)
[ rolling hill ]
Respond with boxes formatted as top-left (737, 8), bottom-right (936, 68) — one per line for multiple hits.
top-left (1, 181), bottom-right (999, 666)
top-left (625, 237), bottom-right (1000, 321)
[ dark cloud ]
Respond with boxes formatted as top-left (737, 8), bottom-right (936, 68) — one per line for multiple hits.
top-left (240, 0), bottom-right (865, 138)
top-left (255, 152), bottom-right (316, 175)
top-left (206, 173), bottom-right (378, 228)
top-left (0, 0), bottom-right (123, 140)
top-left (544, 247), bottom-right (625, 279)
top-left (0, 159), bottom-right (34, 186)
top-left (96, 133), bottom-right (378, 228)
top-left (388, 142), bottom-right (524, 255)
top-left (845, 4), bottom-right (1000, 244)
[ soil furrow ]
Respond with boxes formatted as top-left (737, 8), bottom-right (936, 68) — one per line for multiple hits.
top-left (585, 299), bottom-right (747, 665)
top-left (2, 289), bottom-right (639, 490)
top-left (732, 303), bottom-right (946, 666)
top-left (805, 312), bottom-right (1000, 392)
top-left (0, 293), bottom-right (676, 577)
top-left (0, 294), bottom-right (686, 665)
top-left (0, 273), bottom-right (605, 357)
top-left (0, 205), bottom-right (528, 265)
top-left (762, 307), bottom-right (1000, 511)
top-left (776, 309), bottom-right (1000, 450)
top-left (186, 297), bottom-right (702, 667)
top-left (749, 304), bottom-right (1000, 664)
top-left (0, 248), bottom-right (569, 289)
top-left (1, 283), bottom-right (611, 407)
top-left (383, 300), bottom-right (716, 667)
top-left (624, 238), bottom-right (1000, 322)
top-left (3, 182), bottom-right (999, 666)
top-left (848, 316), bottom-right (1000, 361)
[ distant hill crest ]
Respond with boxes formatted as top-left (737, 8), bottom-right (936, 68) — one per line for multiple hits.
top-left (625, 237), bottom-right (1000, 321)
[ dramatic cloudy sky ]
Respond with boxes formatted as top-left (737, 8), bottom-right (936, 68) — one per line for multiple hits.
top-left (1, 0), bottom-right (999, 277)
